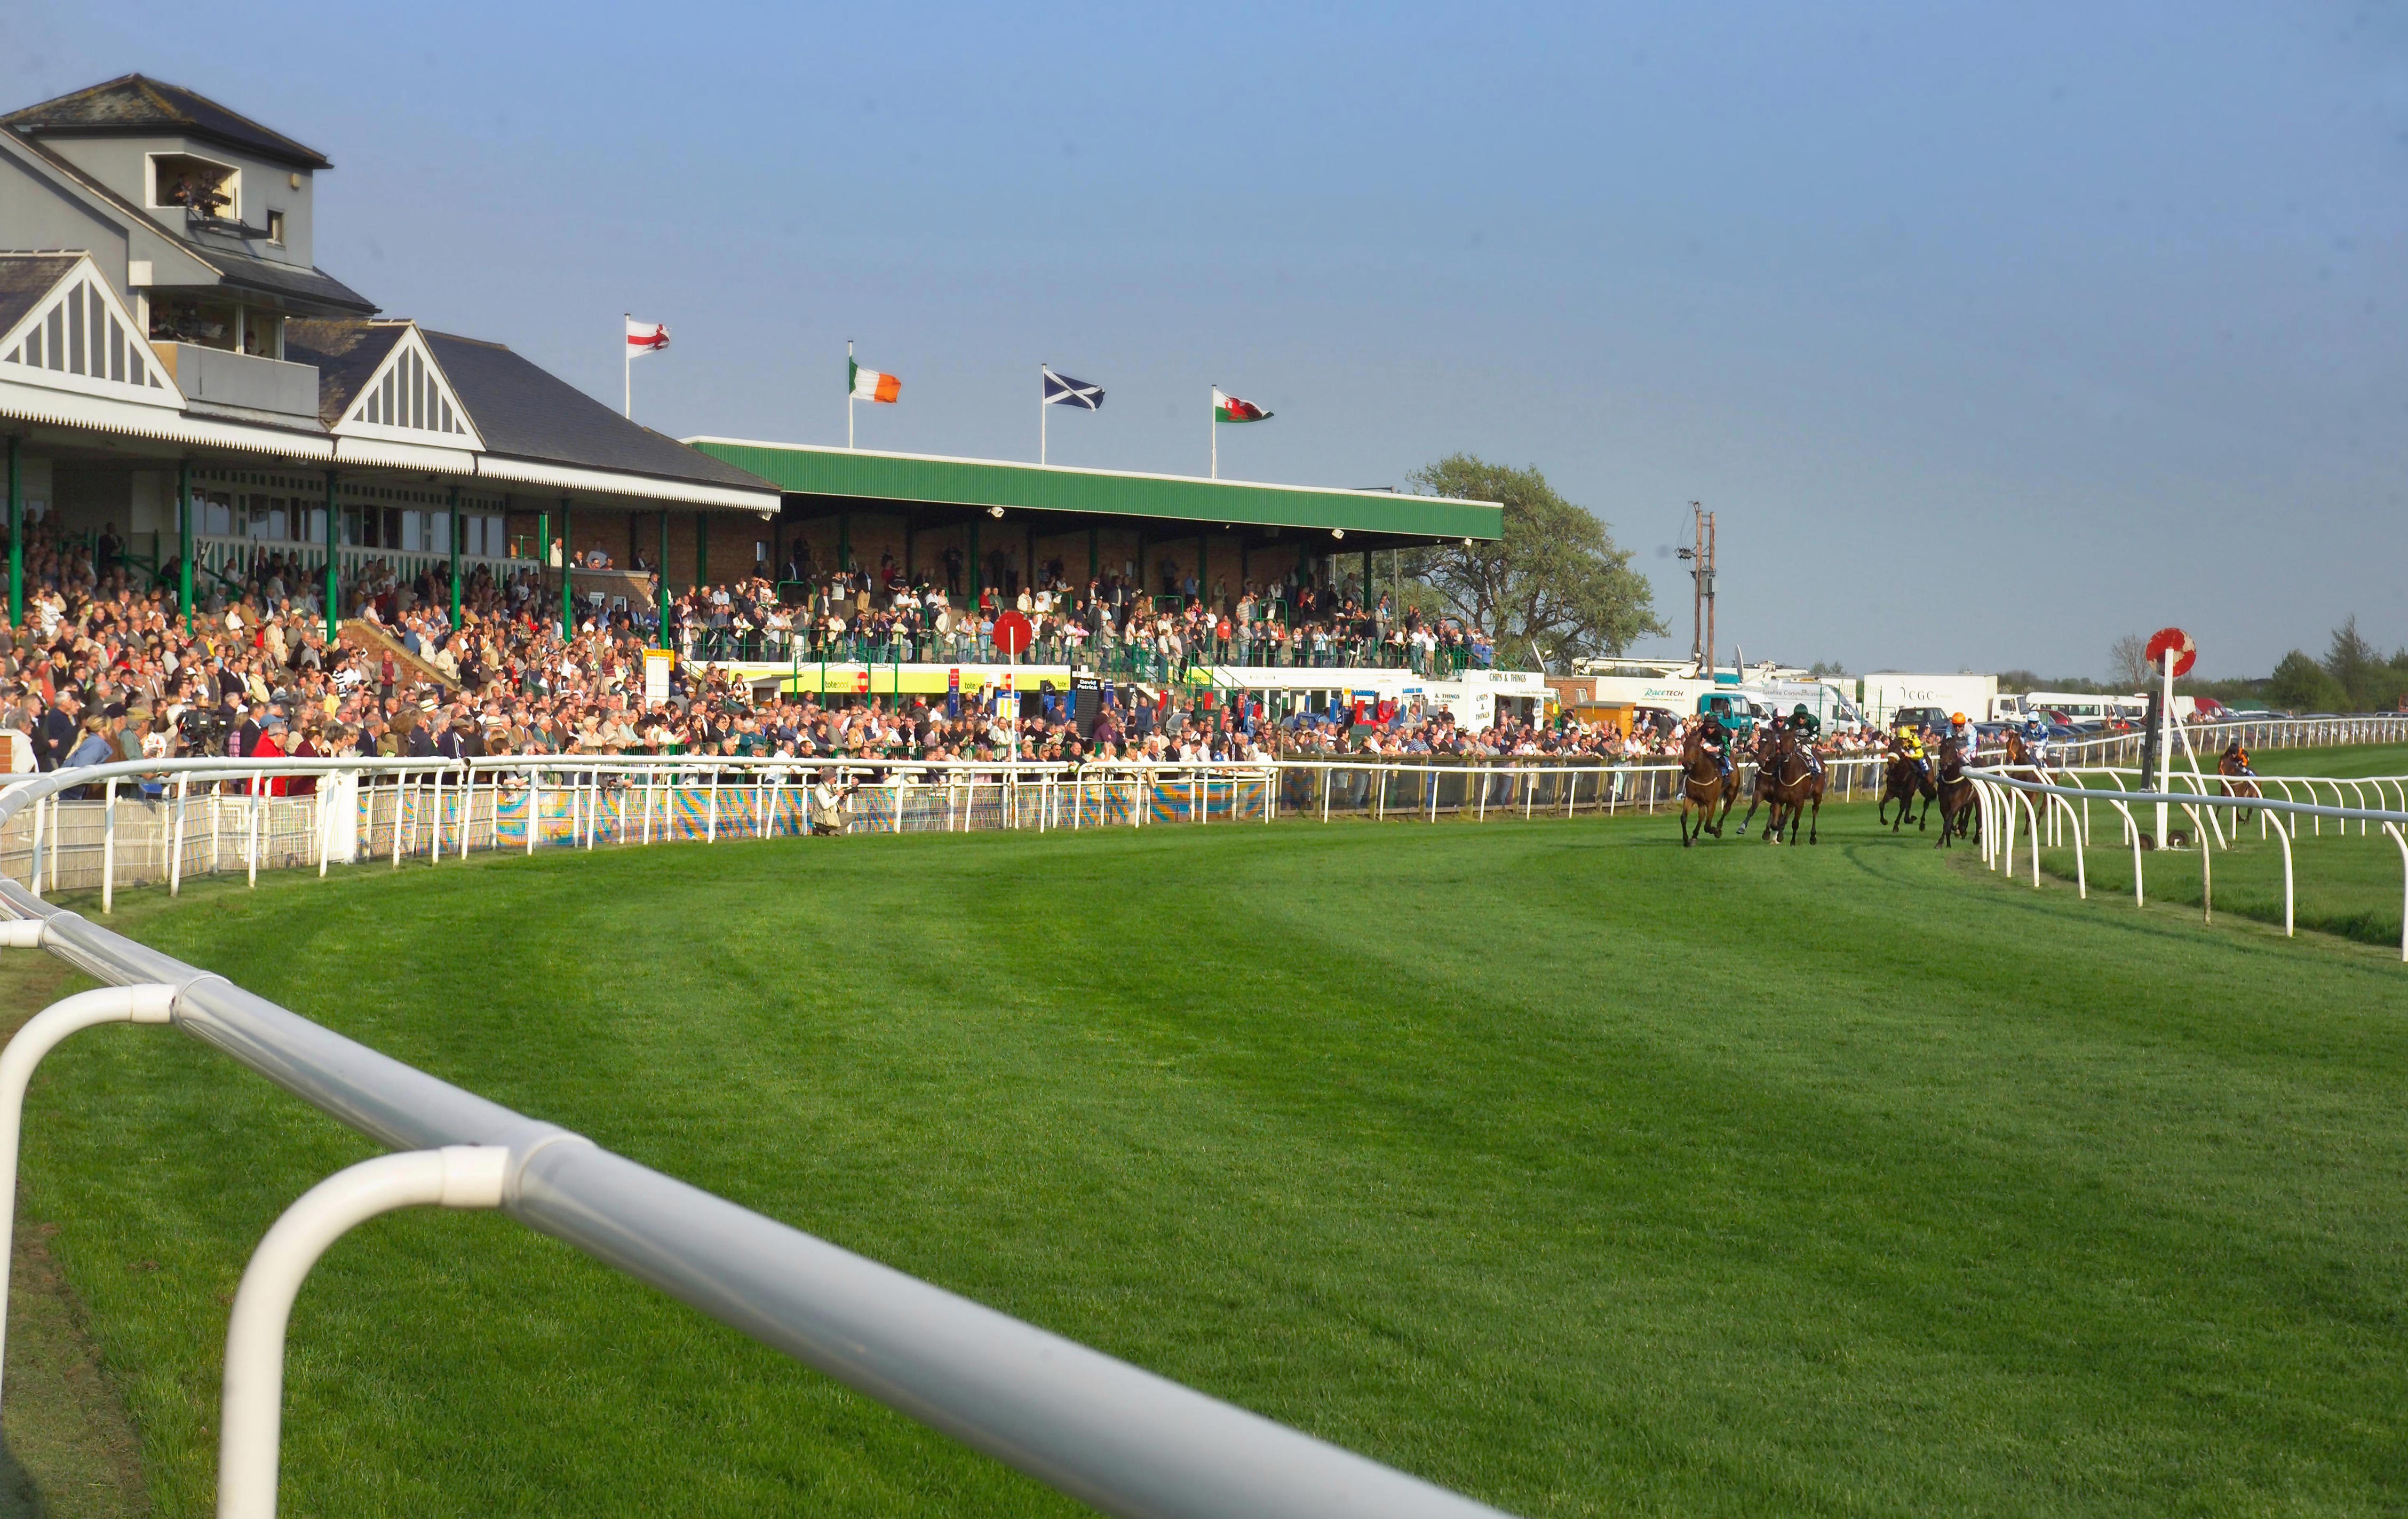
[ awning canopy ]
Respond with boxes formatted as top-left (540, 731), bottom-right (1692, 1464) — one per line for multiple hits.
top-left (684, 438), bottom-right (1501, 552)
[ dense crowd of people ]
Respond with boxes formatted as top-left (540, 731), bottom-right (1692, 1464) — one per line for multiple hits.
top-left (0, 520), bottom-right (1909, 778)
top-left (672, 567), bottom-right (1493, 680)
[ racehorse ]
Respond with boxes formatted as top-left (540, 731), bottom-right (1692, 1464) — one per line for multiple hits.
top-left (2217, 749), bottom-right (2262, 826)
top-left (1879, 747), bottom-right (1935, 833)
top-left (1933, 739), bottom-right (1979, 848)
top-left (1734, 727), bottom-right (1781, 837)
top-left (1763, 725), bottom-right (1826, 844)
top-left (2001, 730), bottom-right (2051, 787)
top-left (1678, 722), bottom-right (1735, 847)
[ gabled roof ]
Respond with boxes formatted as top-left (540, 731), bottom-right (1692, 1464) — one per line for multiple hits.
top-left (0, 252), bottom-right (182, 409)
top-left (282, 319), bottom-right (408, 427)
top-left (0, 254), bottom-right (80, 338)
top-left (2, 135), bottom-right (374, 315)
top-left (425, 331), bottom-right (772, 492)
top-left (2, 74), bottom-right (331, 170)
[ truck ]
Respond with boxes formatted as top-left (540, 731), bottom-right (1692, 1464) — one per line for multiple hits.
top-left (1861, 673), bottom-right (2000, 728)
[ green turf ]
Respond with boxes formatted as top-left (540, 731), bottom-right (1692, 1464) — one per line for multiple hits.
top-left (2248, 741), bottom-right (2408, 779)
top-left (13, 804), bottom-right (2408, 1517)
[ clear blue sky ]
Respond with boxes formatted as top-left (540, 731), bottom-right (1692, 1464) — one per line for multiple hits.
top-left (11, 2), bottom-right (2403, 678)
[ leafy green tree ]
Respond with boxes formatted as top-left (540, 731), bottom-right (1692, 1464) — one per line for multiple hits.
top-left (2323, 615), bottom-right (2380, 708)
top-left (1400, 455), bottom-right (1662, 670)
top-left (2266, 650), bottom-right (2346, 711)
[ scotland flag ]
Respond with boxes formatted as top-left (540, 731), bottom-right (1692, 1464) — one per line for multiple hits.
top-left (1041, 366), bottom-right (1105, 409)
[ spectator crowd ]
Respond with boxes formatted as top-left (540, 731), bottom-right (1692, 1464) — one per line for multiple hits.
top-left (3, 520), bottom-right (1890, 779)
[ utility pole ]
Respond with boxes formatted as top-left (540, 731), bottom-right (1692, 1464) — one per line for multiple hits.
top-left (1677, 503), bottom-right (1717, 677)
top-left (1704, 509), bottom-right (1717, 679)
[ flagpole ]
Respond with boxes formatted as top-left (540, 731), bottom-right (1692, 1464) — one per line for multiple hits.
top-left (847, 339), bottom-right (855, 450)
top-left (623, 312), bottom-right (632, 418)
top-left (1040, 365), bottom-right (1048, 466)
top-left (1209, 386), bottom-right (1217, 479)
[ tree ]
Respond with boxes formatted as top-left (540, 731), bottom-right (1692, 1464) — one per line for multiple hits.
top-left (2323, 615), bottom-right (2379, 709)
top-left (1400, 455), bottom-right (1662, 671)
top-left (2266, 650), bottom-right (2346, 712)
top-left (1807, 660), bottom-right (1849, 678)
top-left (1996, 669), bottom-right (2040, 693)
top-left (2108, 634), bottom-right (2151, 690)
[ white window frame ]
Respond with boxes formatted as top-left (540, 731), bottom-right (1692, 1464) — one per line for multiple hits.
top-left (146, 150), bottom-right (241, 220)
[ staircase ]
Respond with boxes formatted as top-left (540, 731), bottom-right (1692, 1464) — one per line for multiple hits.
top-left (339, 619), bottom-right (455, 692)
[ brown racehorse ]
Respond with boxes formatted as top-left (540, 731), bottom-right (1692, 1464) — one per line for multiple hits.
top-left (2217, 747), bottom-right (2262, 825)
top-left (1734, 727), bottom-right (1781, 837)
top-left (2001, 730), bottom-right (2051, 788)
top-left (1879, 746), bottom-right (1935, 833)
top-left (1763, 726), bottom-right (1826, 844)
top-left (1933, 739), bottom-right (1978, 847)
top-left (1678, 722), bottom-right (1734, 847)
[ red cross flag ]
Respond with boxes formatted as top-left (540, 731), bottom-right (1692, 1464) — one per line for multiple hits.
top-left (626, 317), bottom-right (670, 354)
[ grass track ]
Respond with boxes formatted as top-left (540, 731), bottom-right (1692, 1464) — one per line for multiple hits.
top-left (11, 801), bottom-right (2408, 1516)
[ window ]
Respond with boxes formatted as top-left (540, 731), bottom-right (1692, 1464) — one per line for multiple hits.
top-left (149, 296), bottom-right (239, 351)
top-left (266, 210), bottom-right (286, 246)
top-left (149, 153), bottom-right (239, 219)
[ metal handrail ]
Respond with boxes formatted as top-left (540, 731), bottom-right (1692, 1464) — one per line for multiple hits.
top-left (0, 754), bottom-right (1511, 1519)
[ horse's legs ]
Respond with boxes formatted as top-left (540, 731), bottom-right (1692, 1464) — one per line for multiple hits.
top-left (1807, 793), bottom-right (1820, 844)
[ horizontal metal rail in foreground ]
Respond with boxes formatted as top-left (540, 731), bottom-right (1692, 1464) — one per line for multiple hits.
top-left (0, 756), bottom-right (1512, 1518)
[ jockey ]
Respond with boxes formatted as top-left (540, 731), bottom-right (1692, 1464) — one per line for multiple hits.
top-left (2019, 715), bottom-right (2051, 765)
top-left (1894, 723), bottom-right (1930, 782)
top-left (2223, 737), bottom-right (2256, 777)
top-left (1948, 712), bottom-right (1979, 765)
top-left (1790, 703), bottom-right (1825, 774)
top-left (1697, 716), bottom-right (1733, 784)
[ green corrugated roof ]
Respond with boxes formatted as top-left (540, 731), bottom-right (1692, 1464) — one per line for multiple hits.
top-left (683, 438), bottom-right (1503, 541)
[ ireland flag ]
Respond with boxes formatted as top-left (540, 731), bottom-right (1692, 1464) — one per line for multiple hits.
top-left (1212, 387), bottom-right (1271, 423)
top-left (849, 354), bottom-right (900, 403)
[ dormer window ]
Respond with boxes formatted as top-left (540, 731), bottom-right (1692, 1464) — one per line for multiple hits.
top-left (148, 152), bottom-right (239, 220)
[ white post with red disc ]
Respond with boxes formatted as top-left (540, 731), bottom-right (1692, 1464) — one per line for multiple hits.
top-left (2145, 627), bottom-right (2197, 851)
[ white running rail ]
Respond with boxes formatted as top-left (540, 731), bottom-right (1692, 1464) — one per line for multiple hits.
top-left (0, 754), bottom-right (1515, 1519)
top-left (1963, 770), bottom-right (2408, 961)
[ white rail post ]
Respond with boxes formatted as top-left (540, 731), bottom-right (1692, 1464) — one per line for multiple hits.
top-left (248, 773), bottom-right (266, 888)
top-left (216, 1146), bottom-right (508, 1519)
top-left (0, 975), bottom-right (178, 1409)
top-left (2054, 794), bottom-right (2087, 898)
top-left (2273, 812), bottom-right (2294, 936)
top-left (26, 795), bottom-right (42, 899)
top-left (526, 772), bottom-right (539, 856)
top-left (2386, 822), bottom-right (2408, 963)
top-left (101, 779), bottom-right (117, 914)
top-left (171, 775), bottom-right (189, 896)
top-left (2106, 797), bottom-right (2144, 907)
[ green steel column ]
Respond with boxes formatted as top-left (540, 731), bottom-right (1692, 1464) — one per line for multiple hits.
top-left (695, 511), bottom-right (708, 584)
top-left (5, 437), bottom-right (19, 628)
top-left (1361, 549), bottom-right (1372, 605)
top-left (536, 508), bottom-right (550, 624)
top-left (559, 497), bottom-right (573, 638)
top-left (968, 519), bottom-right (980, 598)
top-left (184, 463), bottom-right (199, 634)
top-left (1024, 523), bottom-right (1035, 598)
top-left (447, 484), bottom-right (462, 626)
top-left (1087, 526), bottom-right (1098, 586)
top-left (657, 510), bottom-right (671, 651)
top-left (319, 471), bottom-right (334, 638)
